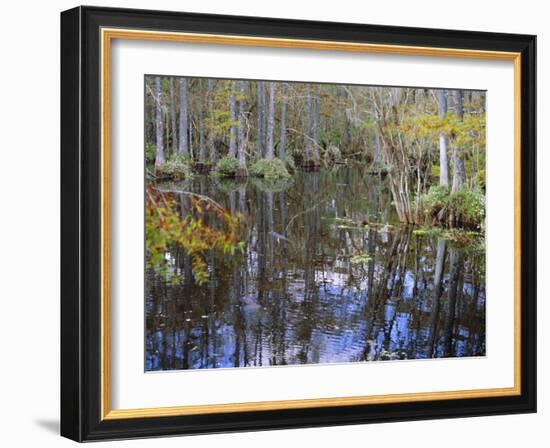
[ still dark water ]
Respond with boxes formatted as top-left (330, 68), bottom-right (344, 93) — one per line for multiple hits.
top-left (145, 166), bottom-right (486, 371)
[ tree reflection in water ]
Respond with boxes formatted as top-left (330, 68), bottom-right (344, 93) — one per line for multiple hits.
top-left (145, 166), bottom-right (485, 371)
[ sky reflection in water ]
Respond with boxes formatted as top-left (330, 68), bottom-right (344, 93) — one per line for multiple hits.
top-left (145, 166), bottom-right (485, 371)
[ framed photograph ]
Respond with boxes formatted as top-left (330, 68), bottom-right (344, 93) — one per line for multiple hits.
top-left (61, 6), bottom-right (536, 441)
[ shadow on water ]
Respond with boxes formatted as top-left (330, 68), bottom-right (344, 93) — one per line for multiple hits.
top-left (146, 165), bottom-right (486, 371)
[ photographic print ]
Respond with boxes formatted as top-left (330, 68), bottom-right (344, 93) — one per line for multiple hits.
top-left (144, 76), bottom-right (486, 371)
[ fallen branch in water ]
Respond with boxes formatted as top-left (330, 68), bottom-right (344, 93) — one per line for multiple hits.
top-left (285, 199), bottom-right (328, 233)
top-left (153, 187), bottom-right (228, 214)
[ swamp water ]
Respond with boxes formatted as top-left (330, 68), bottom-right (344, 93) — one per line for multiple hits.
top-left (145, 165), bottom-right (485, 371)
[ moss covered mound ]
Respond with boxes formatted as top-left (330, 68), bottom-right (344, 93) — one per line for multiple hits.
top-left (249, 158), bottom-right (290, 179)
top-left (213, 155), bottom-right (240, 177)
top-left (422, 185), bottom-right (485, 228)
top-left (155, 154), bottom-right (192, 180)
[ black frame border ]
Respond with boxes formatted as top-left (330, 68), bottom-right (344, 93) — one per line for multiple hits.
top-left (61, 5), bottom-right (536, 442)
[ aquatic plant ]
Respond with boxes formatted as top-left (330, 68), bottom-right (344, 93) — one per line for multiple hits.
top-left (350, 254), bottom-right (372, 264)
top-left (413, 226), bottom-right (484, 249)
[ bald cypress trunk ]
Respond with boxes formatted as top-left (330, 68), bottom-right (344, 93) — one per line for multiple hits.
top-left (154, 76), bottom-right (165, 166)
top-left (236, 80), bottom-right (248, 177)
top-left (198, 79), bottom-right (206, 164)
top-left (169, 78), bottom-right (177, 154)
top-left (178, 77), bottom-right (189, 156)
top-left (373, 107), bottom-right (382, 163)
top-left (256, 81), bottom-right (265, 158)
top-left (188, 117), bottom-right (193, 159)
top-left (305, 83), bottom-right (312, 161)
top-left (341, 87), bottom-right (351, 148)
top-left (451, 89), bottom-right (466, 193)
top-left (207, 79), bottom-right (216, 165)
top-left (437, 90), bottom-right (449, 187)
top-left (266, 82), bottom-right (275, 160)
top-left (312, 84), bottom-right (320, 161)
top-left (279, 84), bottom-right (287, 161)
top-left (229, 82), bottom-right (237, 158)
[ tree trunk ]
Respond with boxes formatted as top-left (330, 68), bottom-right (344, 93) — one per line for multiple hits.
top-left (305, 83), bottom-right (312, 161)
top-left (169, 78), bottom-right (177, 154)
top-left (229, 82), bottom-right (237, 158)
top-left (374, 132), bottom-right (381, 162)
top-left (340, 86), bottom-right (350, 147)
top-left (312, 84), bottom-right (320, 161)
top-left (279, 84), bottom-right (287, 160)
top-left (188, 117), bottom-right (193, 159)
top-left (372, 88), bottom-right (415, 223)
top-left (207, 79), bottom-right (216, 165)
top-left (178, 77), bottom-right (189, 156)
top-left (198, 80), bottom-right (206, 164)
top-left (437, 89), bottom-right (449, 187)
top-left (373, 107), bottom-right (382, 163)
top-left (256, 81), bottom-right (265, 158)
top-left (154, 76), bottom-right (165, 166)
top-left (343, 115), bottom-right (350, 148)
top-left (451, 89), bottom-right (466, 193)
top-left (236, 80), bottom-right (248, 176)
top-left (265, 82), bottom-right (276, 160)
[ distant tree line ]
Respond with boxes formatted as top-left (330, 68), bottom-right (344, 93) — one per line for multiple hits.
top-left (145, 76), bottom-right (486, 227)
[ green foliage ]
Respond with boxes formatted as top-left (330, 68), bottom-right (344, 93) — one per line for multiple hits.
top-left (145, 186), bottom-right (244, 285)
top-left (401, 112), bottom-right (486, 149)
top-left (249, 158), bottom-right (290, 179)
top-left (430, 164), bottom-right (440, 180)
top-left (208, 81), bottom-right (240, 133)
top-left (213, 155), bottom-right (239, 177)
top-left (448, 188), bottom-right (485, 225)
top-left (423, 185), bottom-right (451, 213)
top-left (145, 143), bottom-right (156, 165)
top-left (156, 153), bottom-right (192, 180)
top-left (324, 126), bottom-right (343, 148)
top-left (422, 185), bottom-right (485, 227)
top-left (469, 162), bottom-right (486, 190)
